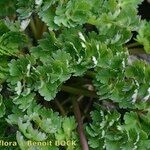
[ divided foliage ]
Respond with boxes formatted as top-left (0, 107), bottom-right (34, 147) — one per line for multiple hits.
top-left (0, 0), bottom-right (150, 150)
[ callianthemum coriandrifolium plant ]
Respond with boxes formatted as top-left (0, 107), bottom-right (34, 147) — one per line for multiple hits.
top-left (0, 0), bottom-right (150, 150)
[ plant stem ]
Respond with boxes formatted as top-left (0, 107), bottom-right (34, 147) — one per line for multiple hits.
top-left (73, 97), bottom-right (89, 150)
top-left (84, 97), bottom-right (93, 114)
top-left (55, 99), bottom-right (66, 116)
top-left (85, 71), bottom-right (96, 78)
top-left (35, 15), bottom-right (47, 39)
top-left (129, 48), bottom-right (146, 55)
top-left (61, 85), bottom-right (98, 98)
top-left (126, 42), bottom-right (141, 48)
top-left (40, 23), bottom-right (47, 35)
top-left (30, 18), bottom-right (38, 40)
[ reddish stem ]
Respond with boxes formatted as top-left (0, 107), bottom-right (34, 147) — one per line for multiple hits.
top-left (73, 98), bottom-right (89, 150)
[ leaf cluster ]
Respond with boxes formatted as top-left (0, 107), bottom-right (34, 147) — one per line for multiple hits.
top-left (0, 0), bottom-right (150, 150)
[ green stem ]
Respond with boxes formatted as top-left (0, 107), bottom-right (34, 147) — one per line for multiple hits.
top-left (61, 85), bottom-right (98, 98)
top-left (40, 23), bottom-right (47, 35)
top-left (126, 42), bottom-right (141, 48)
top-left (30, 19), bottom-right (38, 40)
top-left (128, 48), bottom-right (146, 55)
top-left (35, 15), bottom-right (47, 39)
top-left (85, 71), bottom-right (96, 78)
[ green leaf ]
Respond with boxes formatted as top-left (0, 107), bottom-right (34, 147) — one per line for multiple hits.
top-left (0, 95), bottom-right (6, 118)
top-left (136, 21), bottom-right (150, 53)
top-left (0, 31), bottom-right (28, 56)
top-left (13, 93), bottom-right (35, 112)
top-left (0, 0), bottom-right (17, 17)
